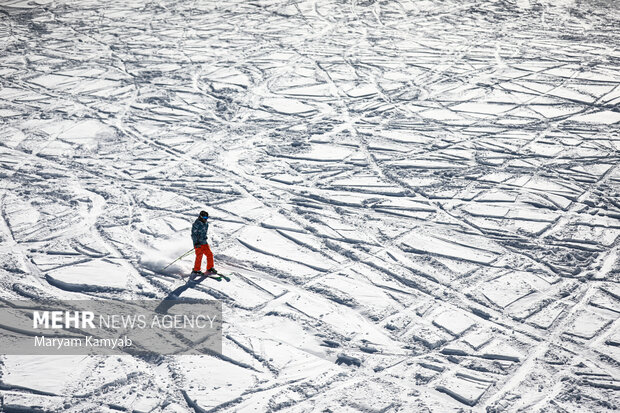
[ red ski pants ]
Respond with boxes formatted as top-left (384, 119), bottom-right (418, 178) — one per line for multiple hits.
top-left (193, 244), bottom-right (214, 272)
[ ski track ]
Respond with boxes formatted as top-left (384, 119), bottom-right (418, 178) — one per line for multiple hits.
top-left (0, 0), bottom-right (619, 411)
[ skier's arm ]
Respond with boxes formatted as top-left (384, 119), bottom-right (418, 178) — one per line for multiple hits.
top-left (191, 221), bottom-right (200, 246)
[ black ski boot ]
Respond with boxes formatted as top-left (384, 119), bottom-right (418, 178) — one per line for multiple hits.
top-left (190, 270), bottom-right (203, 280)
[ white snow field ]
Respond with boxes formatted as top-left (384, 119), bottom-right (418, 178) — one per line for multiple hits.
top-left (0, 0), bottom-right (619, 411)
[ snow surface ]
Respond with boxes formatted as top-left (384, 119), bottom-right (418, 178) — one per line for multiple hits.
top-left (0, 0), bottom-right (619, 411)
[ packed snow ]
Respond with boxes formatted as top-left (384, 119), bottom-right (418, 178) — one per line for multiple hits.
top-left (0, 0), bottom-right (619, 411)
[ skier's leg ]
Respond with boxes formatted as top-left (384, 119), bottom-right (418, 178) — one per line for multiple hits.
top-left (193, 246), bottom-right (203, 272)
top-left (205, 244), bottom-right (214, 270)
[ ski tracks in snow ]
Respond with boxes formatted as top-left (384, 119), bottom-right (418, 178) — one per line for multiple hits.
top-left (0, 0), bottom-right (619, 411)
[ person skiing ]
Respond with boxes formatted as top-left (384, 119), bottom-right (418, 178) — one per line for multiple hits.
top-left (191, 210), bottom-right (217, 277)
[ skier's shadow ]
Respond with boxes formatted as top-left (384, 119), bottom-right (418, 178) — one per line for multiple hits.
top-left (156, 276), bottom-right (208, 313)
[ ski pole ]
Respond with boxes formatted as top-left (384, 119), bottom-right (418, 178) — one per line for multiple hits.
top-left (160, 248), bottom-right (194, 271)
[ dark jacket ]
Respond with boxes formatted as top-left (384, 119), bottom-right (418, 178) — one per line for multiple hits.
top-left (191, 218), bottom-right (209, 246)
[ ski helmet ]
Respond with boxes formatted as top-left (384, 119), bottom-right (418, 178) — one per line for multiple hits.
top-left (199, 210), bottom-right (209, 219)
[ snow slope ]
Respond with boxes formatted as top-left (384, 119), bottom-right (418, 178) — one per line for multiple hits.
top-left (0, 0), bottom-right (619, 411)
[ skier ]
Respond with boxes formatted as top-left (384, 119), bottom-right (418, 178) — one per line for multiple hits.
top-left (190, 210), bottom-right (218, 277)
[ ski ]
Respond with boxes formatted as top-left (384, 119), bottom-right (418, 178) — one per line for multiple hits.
top-left (194, 273), bottom-right (230, 282)
top-left (184, 273), bottom-right (222, 283)
top-left (183, 271), bottom-right (230, 282)
top-left (217, 273), bottom-right (231, 282)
